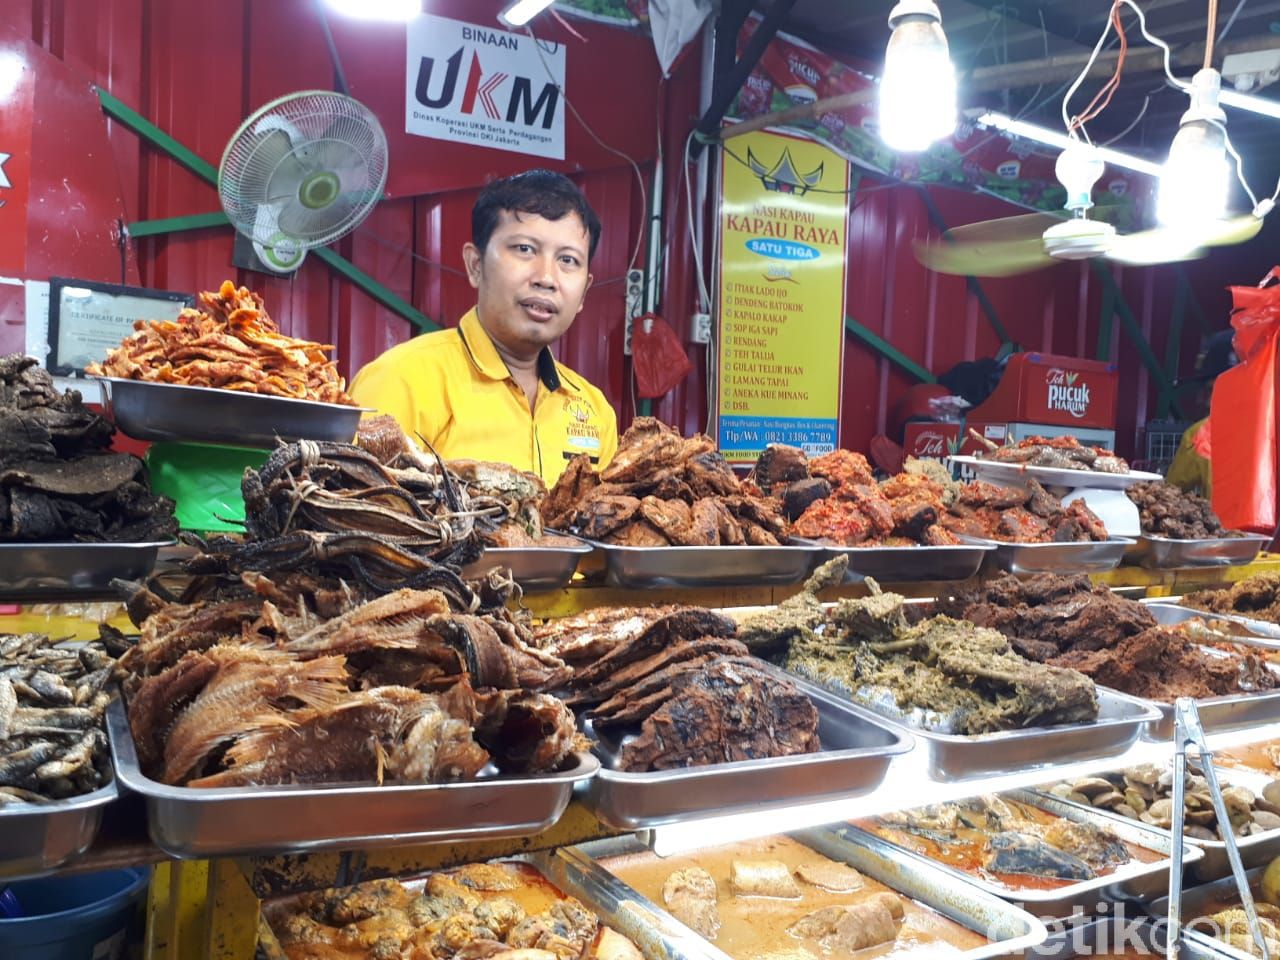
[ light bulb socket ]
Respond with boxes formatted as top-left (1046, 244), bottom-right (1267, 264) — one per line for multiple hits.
top-left (888, 0), bottom-right (941, 29)
top-left (1180, 68), bottom-right (1227, 126)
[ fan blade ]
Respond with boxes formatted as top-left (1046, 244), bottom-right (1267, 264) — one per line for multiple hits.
top-left (915, 237), bottom-right (1056, 277)
top-left (277, 192), bottom-right (364, 242)
top-left (942, 212), bottom-right (1064, 246)
top-left (1107, 214), bottom-right (1264, 265)
top-left (1200, 213), bottom-right (1264, 248)
top-left (1105, 230), bottom-right (1206, 266)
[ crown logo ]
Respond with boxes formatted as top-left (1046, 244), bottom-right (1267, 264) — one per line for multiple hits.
top-left (747, 147), bottom-right (823, 195)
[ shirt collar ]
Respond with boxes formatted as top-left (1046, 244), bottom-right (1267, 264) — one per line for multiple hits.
top-left (458, 308), bottom-right (561, 391)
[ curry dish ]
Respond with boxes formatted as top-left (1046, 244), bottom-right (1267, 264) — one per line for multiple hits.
top-left (602, 835), bottom-right (988, 960)
top-left (856, 796), bottom-right (1162, 893)
top-left (264, 861), bottom-right (644, 960)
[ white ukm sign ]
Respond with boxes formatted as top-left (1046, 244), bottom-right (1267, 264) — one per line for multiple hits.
top-left (405, 14), bottom-right (566, 161)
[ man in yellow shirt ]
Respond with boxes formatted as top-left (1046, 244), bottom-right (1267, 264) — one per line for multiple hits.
top-left (350, 170), bottom-right (618, 485)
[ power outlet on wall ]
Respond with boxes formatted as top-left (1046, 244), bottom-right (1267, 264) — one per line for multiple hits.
top-left (691, 312), bottom-right (712, 344)
top-left (623, 269), bottom-right (644, 355)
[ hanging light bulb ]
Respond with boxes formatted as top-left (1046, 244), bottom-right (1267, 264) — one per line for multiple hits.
top-left (322, 0), bottom-right (420, 20)
top-left (1042, 141), bottom-right (1118, 260)
top-left (1054, 140), bottom-right (1106, 213)
top-left (1158, 69), bottom-right (1231, 226)
top-left (879, 0), bottom-right (956, 152)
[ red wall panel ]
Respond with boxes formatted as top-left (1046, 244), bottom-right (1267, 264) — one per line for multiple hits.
top-left (8, 0), bottom-right (1256, 464)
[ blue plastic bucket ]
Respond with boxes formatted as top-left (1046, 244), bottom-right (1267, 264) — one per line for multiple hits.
top-left (0, 868), bottom-right (149, 960)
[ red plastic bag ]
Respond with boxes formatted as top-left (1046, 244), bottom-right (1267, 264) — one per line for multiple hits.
top-left (1210, 268), bottom-right (1280, 533)
top-left (631, 313), bottom-right (693, 399)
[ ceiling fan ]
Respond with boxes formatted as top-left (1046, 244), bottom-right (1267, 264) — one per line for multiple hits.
top-left (915, 140), bottom-right (1262, 278)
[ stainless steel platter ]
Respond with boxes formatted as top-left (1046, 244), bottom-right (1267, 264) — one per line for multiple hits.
top-left (809, 541), bottom-right (995, 582)
top-left (1131, 534), bottom-right (1269, 569)
top-left (0, 539), bottom-right (174, 600)
top-left (958, 535), bottom-right (1133, 575)
top-left (1140, 688), bottom-right (1280, 742)
top-left (580, 669), bottom-right (913, 830)
top-left (1031, 917), bottom-right (1232, 960)
top-left (587, 540), bottom-right (822, 589)
top-left (0, 780), bottom-right (117, 881)
top-left (1145, 601), bottom-right (1280, 641)
top-left (1141, 602), bottom-right (1280, 645)
top-left (462, 536), bottom-right (594, 591)
top-left (567, 830), bottom-right (1048, 960)
top-left (948, 456), bottom-right (1164, 490)
top-left (1042, 765), bottom-right (1280, 882)
top-left (839, 788), bottom-right (1203, 918)
top-left (258, 852), bottom-right (724, 960)
top-left (106, 699), bottom-right (598, 858)
top-left (1121, 631), bottom-right (1280, 740)
top-left (785, 670), bottom-right (1160, 780)
top-left (97, 376), bottom-right (367, 446)
top-left (1150, 864), bottom-right (1276, 960)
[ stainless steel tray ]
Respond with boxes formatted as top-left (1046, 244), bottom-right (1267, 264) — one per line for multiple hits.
top-left (1147, 601), bottom-right (1280, 641)
top-left (580, 669), bottom-right (913, 829)
top-left (841, 788), bottom-right (1203, 918)
top-left (1142, 602), bottom-right (1280, 645)
top-left (1123, 631), bottom-right (1280, 739)
top-left (567, 830), bottom-right (1048, 960)
top-left (1150, 863), bottom-right (1278, 960)
top-left (786, 669), bottom-right (1161, 780)
top-left (811, 541), bottom-right (995, 582)
top-left (587, 540), bottom-right (822, 589)
top-left (463, 537), bottom-right (593, 591)
top-left (1133, 534), bottom-right (1269, 569)
top-left (948, 456), bottom-right (1164, 490)
top-left (959, 535), bottom-right (1134, 575)
top-left (0, 780), bottom-right (117, 881)
top-left (106, 699), bottom-right (598, 858)
top-left (258, 852), bottom-right (722, 960)
top-left (97, 376), bottom-right (367, 446)
top-left (1031, 917), bottom-right (1232, 960)
top-left (1140, 688), bottom-right (1280, 742)
top-left (0, 539), bottom-right (174, 600)
top-left (1041, 765), bottom-right (1280, 882)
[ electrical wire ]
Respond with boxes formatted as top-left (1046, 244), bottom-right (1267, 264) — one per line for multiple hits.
top-left (526, 27), bottom-right (649, 277)
top-left (684, 129), bottom-right (712, 312)
top-left (1217, 0), bottom-right (1250, 43)
top-left (1061, 6), bottom-right (1116, 142)
top-left (1079, 5), bottom-right (1128, 128)
top-left (1112, 0), bottom-right (1271, 219)
top-left (1118, 0), bottom-right (1190, 91)
top-left (1213, 118), bottom-right (1261, 210)
top-left (1206, 0), bottom-right (1221, 69)
top-left (1101, 86), bottom-right (1159, 145)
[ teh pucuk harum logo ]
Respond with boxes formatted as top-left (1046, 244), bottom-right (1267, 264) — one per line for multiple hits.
top-left (1045, 367), bottom-right (1090, 419)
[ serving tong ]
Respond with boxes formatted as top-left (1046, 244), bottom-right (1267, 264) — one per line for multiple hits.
top-left (1168, 697), bottom-right (1271, 960)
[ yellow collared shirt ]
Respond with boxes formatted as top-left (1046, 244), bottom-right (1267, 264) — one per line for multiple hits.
top-left (349, 309), bottom-right (618, 485)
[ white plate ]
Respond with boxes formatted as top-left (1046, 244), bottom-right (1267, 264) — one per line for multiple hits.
top-left (947, 455), bottom-right (1163, 490)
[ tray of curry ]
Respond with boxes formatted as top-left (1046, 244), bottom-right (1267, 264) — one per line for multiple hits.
top-left (843, 789), bottom-right (1201, 918)
top-left (568, 829), bottom-right (1047, 960)
top-left (257, 855), bottom-right (702, 960)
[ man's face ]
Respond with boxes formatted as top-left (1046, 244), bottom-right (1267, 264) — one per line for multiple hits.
top-left (463, 209), bottom-right (593, 361)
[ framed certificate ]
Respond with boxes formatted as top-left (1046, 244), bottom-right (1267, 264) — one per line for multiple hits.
top-left (46, 278), bottom-right (194, 377)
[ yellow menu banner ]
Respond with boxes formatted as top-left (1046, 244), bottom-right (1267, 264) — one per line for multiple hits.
top-left (716, 129), bottom-right (849, 462)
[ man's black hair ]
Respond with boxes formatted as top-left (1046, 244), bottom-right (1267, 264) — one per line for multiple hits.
top-left (472, 170), bottom-right (602, 262)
